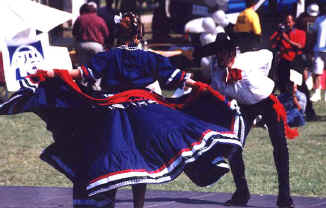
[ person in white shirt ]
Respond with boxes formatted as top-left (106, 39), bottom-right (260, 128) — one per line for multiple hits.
top-left (193, 33), bottom-right (297, 208)
top-left (210, 48), bottom-right (274, 104)
top-left (310, 5), bottom-right (326, 102)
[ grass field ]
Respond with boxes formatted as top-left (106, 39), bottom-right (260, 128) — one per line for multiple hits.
top-left (0, 98), bottom-right (325, 198)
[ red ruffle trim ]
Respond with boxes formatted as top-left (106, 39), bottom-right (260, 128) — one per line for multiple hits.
top-left (48, 69), bottom-right (227, 110)
top-left (269, 94), bottom-right (299, 139)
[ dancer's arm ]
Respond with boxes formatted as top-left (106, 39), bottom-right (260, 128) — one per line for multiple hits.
top-left (149, 48), bottom-right (194, 60)
top-left (46, 69), bottom-right (82, 80)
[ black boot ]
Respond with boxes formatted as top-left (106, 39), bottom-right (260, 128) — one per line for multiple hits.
top-left (277, 195), bottom-right (295, 208)
top-left (224, 186), bottom-right (250, 206)
top-left (225, 150), bottom-right (251, 206)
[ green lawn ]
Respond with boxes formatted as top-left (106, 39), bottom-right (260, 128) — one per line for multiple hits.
top-left (0, 100), bottom-right (325, 198)
top-left (148, 101), bottom-right (326, 197)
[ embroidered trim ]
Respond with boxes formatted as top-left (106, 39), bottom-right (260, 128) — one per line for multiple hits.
top-left (166, 69), bottom-right (181, 85)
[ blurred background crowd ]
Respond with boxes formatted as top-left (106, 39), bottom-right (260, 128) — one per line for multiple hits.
top-left (20, 0), bottom-right (326, 123)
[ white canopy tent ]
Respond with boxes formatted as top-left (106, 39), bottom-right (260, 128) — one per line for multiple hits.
top-left (0, 0), bottom-right (73, 92)
top-left (0, 0), bottom-right (72, 39)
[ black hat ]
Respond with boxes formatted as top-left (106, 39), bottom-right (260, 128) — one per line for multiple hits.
top-left (246, 0), bottom-right (258, 7)
top-left (193, 33), bottom-right (237, 58)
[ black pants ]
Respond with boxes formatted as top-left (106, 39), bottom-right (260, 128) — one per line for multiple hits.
top-left (229, 96), bottom-right (292, 203)
top-left (277, 58), bottom-right (292, 93)
top-left (298, 76), bottom-right (316, 118)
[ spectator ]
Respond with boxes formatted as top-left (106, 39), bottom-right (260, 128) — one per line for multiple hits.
top-left (310, 4), bottom-right (326, 102)
top-left (230, 0), bottom-right (262, 52)
top-left (297, 4), bottom-right (319, 61)
top-left (278, 83), bottom-right (306, 127)
top-left (194, 33), bottom-right (298, 208)
top-left (98, 0), bottom-right (118, 48)
top-left (72, 2), bottom-right (110, 65)
top-left (270, 14), bottom-right (306, 94)
top-left (294, 3), bottom-right (319, 120)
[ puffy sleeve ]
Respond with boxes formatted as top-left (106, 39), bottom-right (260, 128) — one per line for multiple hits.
top-left (78, 51), bottom-right (118, 92)
top-left (80, 52), bottom-right (109, 80)
top-left (79, 49), bottom-right (191, 92)
top-left (150, 51), bottom-right (191, 90)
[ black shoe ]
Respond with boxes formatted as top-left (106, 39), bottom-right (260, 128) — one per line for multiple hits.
top-left (278, 203), bottom-right (295, 208)
top-left (277, 196), bottom-right (294, 208)
top-left (224, 189), bottom-right (250, 206)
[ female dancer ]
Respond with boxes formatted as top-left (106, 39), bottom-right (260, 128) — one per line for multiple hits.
top-left (0, 12), bottom-right (245, 208)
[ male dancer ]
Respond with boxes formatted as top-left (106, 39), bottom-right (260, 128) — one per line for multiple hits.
top-left (193, 33), bottom-right (297, 208)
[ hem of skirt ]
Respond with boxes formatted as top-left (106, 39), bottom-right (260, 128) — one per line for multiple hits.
top-left (88, 171), bottom-right (183, 196)
top-left (86, 130), bottom-right (242, 196)
top-left (40, 129), bottom-right (243, 198)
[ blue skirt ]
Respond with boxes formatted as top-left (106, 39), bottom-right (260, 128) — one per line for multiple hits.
top-left (0, 78), bottom-right (245, 197)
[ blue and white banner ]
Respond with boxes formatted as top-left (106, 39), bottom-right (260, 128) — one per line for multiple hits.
top-left (1, 34), bottom-right (73, 92)
top-left (2, 38), bottom-right (46, 91)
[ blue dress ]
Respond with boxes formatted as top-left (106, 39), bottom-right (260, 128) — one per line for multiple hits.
top-left (0, 46), bottom-right (245, 206)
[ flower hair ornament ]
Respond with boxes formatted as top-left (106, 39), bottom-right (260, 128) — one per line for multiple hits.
top-left (115, 11), bottom-right (143, 42)
top-left (114, 13), bottom-right (123, 24)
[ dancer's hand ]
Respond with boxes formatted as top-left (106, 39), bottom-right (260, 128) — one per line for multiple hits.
top-left (46, 70), bottom-right (55, 78)
top-left (185, 78), bottom-right (196, 87)
top-left (182, 48), bottom-right (194, 61)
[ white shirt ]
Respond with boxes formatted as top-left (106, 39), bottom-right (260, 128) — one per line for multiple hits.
top-left (210, 49), bottom-right (275, 105)
top-left (313, 15), bottom-right (326, 52)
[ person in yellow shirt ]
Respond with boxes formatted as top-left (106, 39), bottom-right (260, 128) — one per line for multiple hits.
top-left (231, 0), bottom-right (262, 52)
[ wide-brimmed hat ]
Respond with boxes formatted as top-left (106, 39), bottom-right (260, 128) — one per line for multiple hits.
top-left (195, 33), bottom-right (237, 58)
top-left (307, 4), bottom-right (319, 16)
